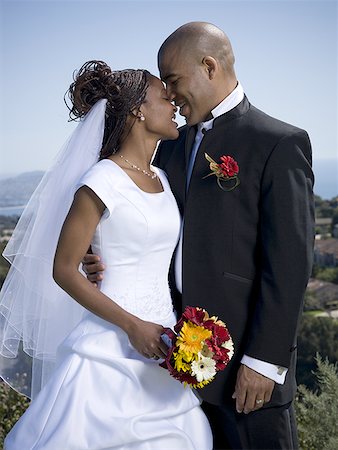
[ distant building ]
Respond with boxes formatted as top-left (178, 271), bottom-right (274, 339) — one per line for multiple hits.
top-left (0, 229), bottom-right (13, 243)
top-left (307, 278), bottom-right (338, 309)
top-left (315, 217), bottom-right (333, 236)
top-left (314, 238), bottom-right (338, 267)
top-left (329, 196), bottom-right (338, 208)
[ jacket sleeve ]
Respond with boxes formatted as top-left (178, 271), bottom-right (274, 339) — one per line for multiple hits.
top-left (244, 130), bottom-right (315, 368)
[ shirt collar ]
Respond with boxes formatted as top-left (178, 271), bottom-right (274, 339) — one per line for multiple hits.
top-left (197, 81), bottom-right (245, 133)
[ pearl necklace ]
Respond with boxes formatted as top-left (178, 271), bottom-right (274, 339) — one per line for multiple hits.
top-left (119, 155), bottom-right (158, 179)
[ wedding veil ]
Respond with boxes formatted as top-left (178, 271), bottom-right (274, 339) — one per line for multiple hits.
top-left (0, 99), bottom-right (107, 399)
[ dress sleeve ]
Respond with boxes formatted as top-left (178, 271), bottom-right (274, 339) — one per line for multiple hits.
top-left (76, 163), bottom-right (116, 219)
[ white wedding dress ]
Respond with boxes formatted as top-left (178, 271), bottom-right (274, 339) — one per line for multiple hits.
top-left (4, 159), bottom-right (212, 450)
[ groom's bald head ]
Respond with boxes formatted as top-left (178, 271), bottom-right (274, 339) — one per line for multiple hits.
top-left (158, 22), bottom-right (235, 75)
top-left (158, 22), bottom-right (237, 126)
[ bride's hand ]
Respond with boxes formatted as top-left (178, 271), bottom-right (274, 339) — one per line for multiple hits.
top-left (126, 318), bottom-right (168, 359)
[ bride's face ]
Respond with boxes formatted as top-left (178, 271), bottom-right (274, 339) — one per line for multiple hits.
top-left (140, 76), bottom-right (179, 140)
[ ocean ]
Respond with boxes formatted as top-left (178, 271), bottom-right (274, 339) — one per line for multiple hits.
top-left (0, 206), bottom-right (25, 217)
top-left (313, 159), bottom-right (338, 200)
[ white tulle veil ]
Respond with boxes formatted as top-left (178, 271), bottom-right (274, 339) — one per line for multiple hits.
top-left (0, 99), bottom-right (107, 399)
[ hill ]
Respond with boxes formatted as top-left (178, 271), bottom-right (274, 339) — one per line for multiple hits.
top-left (0, 171), bottom-right (44, 207)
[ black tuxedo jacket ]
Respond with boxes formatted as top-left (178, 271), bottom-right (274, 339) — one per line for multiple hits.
top-left (154, 96), bottom-right (315, 406)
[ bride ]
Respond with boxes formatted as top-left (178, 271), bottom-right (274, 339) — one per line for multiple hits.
top-left (1, 61), bottom-right (212, 449)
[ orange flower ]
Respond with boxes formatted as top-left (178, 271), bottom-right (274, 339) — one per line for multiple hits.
top-left (176, 321), bottom-right (212, 355)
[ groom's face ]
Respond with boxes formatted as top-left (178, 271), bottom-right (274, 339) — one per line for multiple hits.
top-left (159, 48), bottom-right (212, 126)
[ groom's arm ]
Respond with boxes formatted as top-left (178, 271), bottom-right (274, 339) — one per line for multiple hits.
top-left (234, 130), bottom-right (314, 412)
top-left (233, 129), bottom-right (314, 413)
top-left (82, 251), bottom-right (105, 284)
top-left (152, 139), bottom-right (174, 170)
top-left (240, 355), bottom-right (287, 383)
top-left (245, 129), bottom-right (314, 365)
top-left (152, 141), bottom-right (164, 168)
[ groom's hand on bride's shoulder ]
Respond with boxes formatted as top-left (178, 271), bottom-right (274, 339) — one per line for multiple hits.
top-left (82, 251), bottom-right (105, 286)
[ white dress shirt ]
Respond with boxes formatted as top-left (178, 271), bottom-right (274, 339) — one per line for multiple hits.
top-left (174, 82), bottom-right (287, 384)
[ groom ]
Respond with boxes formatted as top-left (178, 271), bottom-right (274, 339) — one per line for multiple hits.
top-left (153, 23), bottom-right (314, 449)
top-left (85, 22), bottom-right (314, 449)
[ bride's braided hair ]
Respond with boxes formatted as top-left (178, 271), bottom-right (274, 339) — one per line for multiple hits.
top-left (65, 60), bottom-right (150, 159)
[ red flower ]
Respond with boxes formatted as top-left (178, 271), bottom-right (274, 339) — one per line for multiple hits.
top-left (160, 306), bottom-right (234, 388)
top-left (219, 156), bottom-right (239, 178)
top-left (215, 360), bottom-right (228, 371)
top-left (204, 153), bottom-right (240, 191)
top-left (175, 306), bottom-right (205, 332)
top-left (160, 343), bottom-right (202, 387)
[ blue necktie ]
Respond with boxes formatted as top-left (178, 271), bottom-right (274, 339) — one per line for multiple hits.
top-left (186, 128), bottom-right (206, 190)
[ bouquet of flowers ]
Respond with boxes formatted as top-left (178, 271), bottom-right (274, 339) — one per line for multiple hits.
top-left (160, 306), bottom-right (234, 388)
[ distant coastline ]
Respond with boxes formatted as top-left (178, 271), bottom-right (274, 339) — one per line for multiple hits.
top-left (312, 158), bottom-right (338, 200)
top-left (0, 206), bottom-right (26, 217)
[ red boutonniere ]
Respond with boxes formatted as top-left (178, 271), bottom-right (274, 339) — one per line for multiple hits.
top-left (203, 153), bottom-right (240, 191)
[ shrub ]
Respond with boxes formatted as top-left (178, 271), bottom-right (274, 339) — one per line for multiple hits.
top-left (296, 355), bottom-right (338, 450)
top-left (0, 376), bottom-right (30, 447)
top-left (297, 316), bottom-right (338, 389)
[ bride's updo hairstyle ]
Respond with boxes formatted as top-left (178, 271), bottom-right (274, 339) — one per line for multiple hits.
top-left (65, 60), bottom-right (150, 159)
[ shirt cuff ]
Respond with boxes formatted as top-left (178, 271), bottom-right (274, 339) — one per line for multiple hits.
top-left (241, 354), bottom-right (288, 384)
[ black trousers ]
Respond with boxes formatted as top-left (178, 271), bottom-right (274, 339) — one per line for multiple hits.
top-left (202, 400), bottom-right (298, 450)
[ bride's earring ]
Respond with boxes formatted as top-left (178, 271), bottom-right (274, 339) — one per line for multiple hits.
top-left (139, 114), bottom-right (145, 121)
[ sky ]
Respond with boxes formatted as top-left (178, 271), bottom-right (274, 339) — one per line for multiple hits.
top-left (0, 0), bottom-right (337, 179)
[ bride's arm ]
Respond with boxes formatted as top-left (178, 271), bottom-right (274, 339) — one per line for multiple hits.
top-left (53, 186), bottom-right (168, 359)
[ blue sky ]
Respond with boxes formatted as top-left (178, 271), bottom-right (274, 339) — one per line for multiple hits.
top-left (0, 0), bottom-right (337, 177)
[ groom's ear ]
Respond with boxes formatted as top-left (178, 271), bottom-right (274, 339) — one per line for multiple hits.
top-left (202, 56), bottom-right (218, 80)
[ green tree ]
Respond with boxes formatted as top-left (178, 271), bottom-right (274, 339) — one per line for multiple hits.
top-left (0, 242), bottom-right (10, 288)
top-left (314, 194), bottom-right (323, 208)
top-left (311, 264), bottom-right (320, 278)
top-left (331, 208), bottom-right (338, 233)
top-left (316, 201), bottom-right (334, 218)
top-left (315, 267), bottom-right (338, 285)
top-left (329, 197), bottom-right (338, 209)
top-left (303, 290), bottom-right (323, 311)
top-left (297, 316), bottom-right (338, 389)
top-left (0, 378), bottom-right (30, 447)
top-left (296, 355), bottom-right (338, 450)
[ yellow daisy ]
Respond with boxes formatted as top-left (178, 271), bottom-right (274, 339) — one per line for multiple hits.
top-left (173, 352), bottom-right (193, 372)
top-left (177, 321), bottom-right (212, 355)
